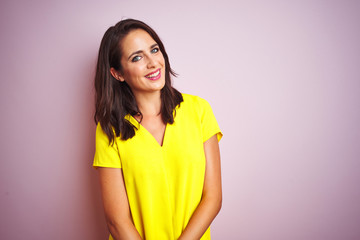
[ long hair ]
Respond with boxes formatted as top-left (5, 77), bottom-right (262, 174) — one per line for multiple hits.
top-left (94, 19), bottom-right (183, 144)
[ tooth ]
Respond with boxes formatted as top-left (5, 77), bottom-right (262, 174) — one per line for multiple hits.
top-left (147, 70), bottom-right (160, 78)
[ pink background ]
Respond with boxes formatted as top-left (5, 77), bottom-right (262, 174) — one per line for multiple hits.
top-left (1, 0), bottom-right (360, 239)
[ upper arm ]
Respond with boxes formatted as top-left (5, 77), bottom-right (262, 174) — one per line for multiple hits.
top-left (94, 123), bottom-right (122, 169)
top-left (203, 134), bottom-right (222, 202)
top-left (98, 167), bottom-right (132, 223)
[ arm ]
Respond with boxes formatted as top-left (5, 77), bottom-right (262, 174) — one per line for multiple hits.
top-left (178, 134), bottom-right (222, 240)
top-left (98, 167), bottom-right (142, 240)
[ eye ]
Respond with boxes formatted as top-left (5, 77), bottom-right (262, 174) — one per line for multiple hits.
top-left (151, 47), bottom-right (159, 53)
top-left (131, 55), bottom-right (142, 62)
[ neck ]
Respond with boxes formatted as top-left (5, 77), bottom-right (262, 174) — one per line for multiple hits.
top-left (133, 91), bottom-right (162, 117)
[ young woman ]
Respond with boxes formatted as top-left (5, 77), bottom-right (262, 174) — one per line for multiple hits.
top-left (93, 19), bottom-right (222, 240)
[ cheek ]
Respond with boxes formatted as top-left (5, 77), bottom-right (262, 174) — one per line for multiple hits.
top-left (156, 52), bottom-right (165, 64)
top-left (125, 65), bottom-right (144, 78)
top-left (159, 56), bottom-right (165, 66)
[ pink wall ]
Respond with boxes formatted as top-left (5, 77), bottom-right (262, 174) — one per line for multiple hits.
top-left (1, 0), bottom-right (360, 239)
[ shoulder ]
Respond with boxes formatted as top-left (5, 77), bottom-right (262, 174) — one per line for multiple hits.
top-left (181, 93), bottom-right (210, 108)
top-left (177, 93), bottom-right (214, 121)
top-left (180, 93), bottom-right (222, 142)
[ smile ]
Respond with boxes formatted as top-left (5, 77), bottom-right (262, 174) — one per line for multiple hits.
top-left (145, 69), bottom-right (161, 80)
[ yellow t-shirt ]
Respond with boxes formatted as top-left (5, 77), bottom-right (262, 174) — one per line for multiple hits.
top-left (93, 93), bottom-right (222, 240)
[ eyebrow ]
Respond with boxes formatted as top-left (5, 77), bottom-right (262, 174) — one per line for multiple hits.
top-left (127, 43), bottom-right (159, 60)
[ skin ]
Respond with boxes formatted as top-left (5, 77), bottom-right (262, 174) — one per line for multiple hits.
top-left (100, 29), bottom-right (222, 239)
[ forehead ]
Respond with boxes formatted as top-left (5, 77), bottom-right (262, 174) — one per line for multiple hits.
top-left (120, 29), bottom-right (157, 54)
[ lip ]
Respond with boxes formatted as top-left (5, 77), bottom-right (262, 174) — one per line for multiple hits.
top-left (145, 68), bottom-right (161, 81)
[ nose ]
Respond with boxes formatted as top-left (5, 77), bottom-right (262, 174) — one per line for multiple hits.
top-left (147, 55), bottom-right (156, 68)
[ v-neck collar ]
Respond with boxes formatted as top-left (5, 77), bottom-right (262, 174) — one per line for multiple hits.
top-left (125, 114), bottom-right (168, 148)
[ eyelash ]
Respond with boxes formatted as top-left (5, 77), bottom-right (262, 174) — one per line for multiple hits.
top-left (132, 56), bottom-right (142, 62)
top-left (151, 47), bottom-right (159, 53)
top-left (131, 47), bottom-right (160, 62)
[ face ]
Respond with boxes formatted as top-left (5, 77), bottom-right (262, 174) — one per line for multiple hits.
top-left (112, 29), bottom-right (166, 96)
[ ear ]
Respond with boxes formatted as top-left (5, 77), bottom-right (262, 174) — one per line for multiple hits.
top-left (110, 67), bottom-right (125, 82)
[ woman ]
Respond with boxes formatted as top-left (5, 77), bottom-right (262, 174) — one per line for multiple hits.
top-left (93, 19), bottom-right (222, 240)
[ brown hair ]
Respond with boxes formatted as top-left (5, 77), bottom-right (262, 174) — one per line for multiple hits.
top-left (94, 19), bottom-right (183, 144)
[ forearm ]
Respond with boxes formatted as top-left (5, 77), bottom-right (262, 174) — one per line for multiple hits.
top-left (178, 195), bottom-right (222, 240)
top-left (107, 218), bottom-right (142, 240)
top-left (99, 168), bottom-right (142, 240)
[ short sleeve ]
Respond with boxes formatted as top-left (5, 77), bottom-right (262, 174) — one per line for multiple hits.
top-left (93, 123), bottom-right (122, 169)
top-left (198, 97), bottom-right (223, 143)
